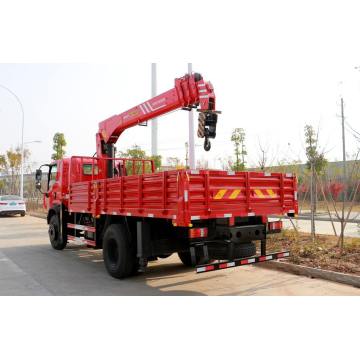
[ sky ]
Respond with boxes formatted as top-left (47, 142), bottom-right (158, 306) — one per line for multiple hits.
top-left (1, 1), bottom-right (360, 172)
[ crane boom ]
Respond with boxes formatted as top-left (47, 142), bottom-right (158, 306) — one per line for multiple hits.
top-left (96, 72), bottom-right (219, 159)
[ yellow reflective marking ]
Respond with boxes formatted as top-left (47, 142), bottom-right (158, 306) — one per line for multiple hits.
top-left (254, 189), bottom-right (265, 198)
top-left (229, 189), bottom-right (241, 199)
top-left (267, 189), bottom-right (276, 198)
top-left (214, 189), bottom-right (227, 199)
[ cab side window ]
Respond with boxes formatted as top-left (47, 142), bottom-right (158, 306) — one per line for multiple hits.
top-left (49, 164), bottom-right (58, 188)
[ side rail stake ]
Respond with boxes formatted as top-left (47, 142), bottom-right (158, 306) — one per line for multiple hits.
top-left (196, 251), bottom-right (290, 274)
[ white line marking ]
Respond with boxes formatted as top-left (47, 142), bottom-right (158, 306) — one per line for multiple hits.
top-left (139, 104), bottom-right (146, 114)
top-left (146, 101), bottom-right (154, 111)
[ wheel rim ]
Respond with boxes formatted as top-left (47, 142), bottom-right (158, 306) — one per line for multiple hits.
top-left (49, 223), bottom-right (57, 243)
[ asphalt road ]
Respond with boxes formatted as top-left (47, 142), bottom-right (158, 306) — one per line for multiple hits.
top-left (0, 215), bottom-right (359, 295)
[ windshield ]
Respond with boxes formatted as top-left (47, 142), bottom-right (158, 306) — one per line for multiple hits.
top-left (0, 195), bottom-right (22, 201)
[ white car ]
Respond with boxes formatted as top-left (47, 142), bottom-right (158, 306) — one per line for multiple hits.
top-left (0, 195), bottom-right (26, 217)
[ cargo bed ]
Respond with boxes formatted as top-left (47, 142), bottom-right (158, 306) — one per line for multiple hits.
top-left (69, 169), bottom-right (298, 226)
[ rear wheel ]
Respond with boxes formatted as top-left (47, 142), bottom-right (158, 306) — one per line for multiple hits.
top-left (103, 224), bottom-right (137, 279)
top-left (49, 214), bottom-right (67, 250)
top-left (20, 211), bottom-right (25, 217)
top-left (178, 250), bottom-right (208, 267)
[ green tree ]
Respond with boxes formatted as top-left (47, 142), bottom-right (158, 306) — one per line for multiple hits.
top-left (230, 128), bottom-right (247, 171)
top-left (304, 125), bottom-right (327, 174)
top-left (51, 132), bottom-right (67, 160)
top-left (119, 145), bottom-right (162, 174)
top-left (0, 154), bottom-right (6, 174)
top-left (0, 147), bottom-right (30, 194)
top-left (150, 155), bottom-right (162, 171)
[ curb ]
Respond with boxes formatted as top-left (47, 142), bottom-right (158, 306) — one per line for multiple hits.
top-left (29, 212), bottom-right (47, 220)
top-left (260, 260), bottom-right (360, 289)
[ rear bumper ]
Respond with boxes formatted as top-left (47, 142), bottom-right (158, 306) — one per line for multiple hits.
top-left (196, 251), bottom-right (290, 273)
top-left (0, 210), bottom-right (26, 216)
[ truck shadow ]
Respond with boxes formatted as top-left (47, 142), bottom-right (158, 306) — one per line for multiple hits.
top-left (0, 243), bottom-right (221, 296)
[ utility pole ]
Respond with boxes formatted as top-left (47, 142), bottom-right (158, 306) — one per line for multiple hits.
top-left (185, 142), bottom-right (189, 169)
top-left (310, 161), bottom-right (315, 241)
top-left (188, 63), bottom-right (195, 169)
top-left (0, 84), bottom-right (24, 198)
top-left (151, 63), bottom-right (158, 156)
top-left (340, 97), bottom-right (346, 249)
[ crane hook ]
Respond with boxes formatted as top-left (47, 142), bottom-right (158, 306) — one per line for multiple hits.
top-left (204, 138), bottom-right (211, 151)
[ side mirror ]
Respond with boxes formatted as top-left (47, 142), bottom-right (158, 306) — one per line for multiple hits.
top-left (35, 169), bottom-right (42, 190)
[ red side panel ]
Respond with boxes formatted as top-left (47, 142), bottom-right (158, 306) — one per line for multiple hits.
top-left (69, 167), bottom-right (298, 227)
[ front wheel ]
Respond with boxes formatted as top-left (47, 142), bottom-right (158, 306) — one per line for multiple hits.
top-left (49, 214), bottom-right (67, 250)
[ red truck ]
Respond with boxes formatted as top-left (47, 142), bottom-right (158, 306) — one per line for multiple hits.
top-left (35, 72), bottom-right (297, 279)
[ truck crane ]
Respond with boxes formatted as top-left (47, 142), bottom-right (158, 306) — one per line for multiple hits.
top-left (95, 72), bottom-right (218, 178)
top-left (35, 71), bottom-right (296, 279)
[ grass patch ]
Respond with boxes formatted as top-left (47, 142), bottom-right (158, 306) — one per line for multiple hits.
top-left (265, 231), bottom-right (360, 275)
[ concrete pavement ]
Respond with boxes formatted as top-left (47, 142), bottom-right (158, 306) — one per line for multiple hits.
top-left (0, 215), bottom-right (359, 295)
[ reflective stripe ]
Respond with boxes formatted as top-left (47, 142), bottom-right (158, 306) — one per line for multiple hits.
top-left (254, 189), bottom-right (265, 198)
top-left (248, 212), bottom-right (255, 216)
top-left (199, 95), bottom-right (209, 99)
top-left (224, 213), bottom-right (232, 218)
top-left (191, 216), bottom-right (200, 220)
top-left (199, 89), bottom-right (207, 93)
top-left (214, 189), bottom-right (227, 199)
top-left (266, 189), bottom-right (276, 198)
top-left (148, 214), bottom-right (154, 218)
top-left (229, 189), bottom-right (241, 199)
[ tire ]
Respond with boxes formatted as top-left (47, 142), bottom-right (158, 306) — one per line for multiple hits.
top-left (158, 254), bottom-right (172, 259)
top-left (102, 224), bottom-right (137, 279)
top-left (177, 250), bottom-right (208, 267)
top-left (48, 214), bottom-right (67, 250)
top-left (21, 211), bottom-right (25, 217)
top-left (236, 242), bottom-right (256, 258)
top-left (208, 241), bottom-right (256, 260)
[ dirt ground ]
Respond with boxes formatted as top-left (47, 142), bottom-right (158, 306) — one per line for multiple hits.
top-left (266, 230), bottom-right (360, 275)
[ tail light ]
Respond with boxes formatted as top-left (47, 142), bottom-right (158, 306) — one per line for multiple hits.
top-left (18, 202), bottom-right (25, 205)
top-left (268, 221), bottom-right (282, 233)
top-left (189, 227), bottom-right (208, 239)
top-left (0, 202), bottom-right (7, 205)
